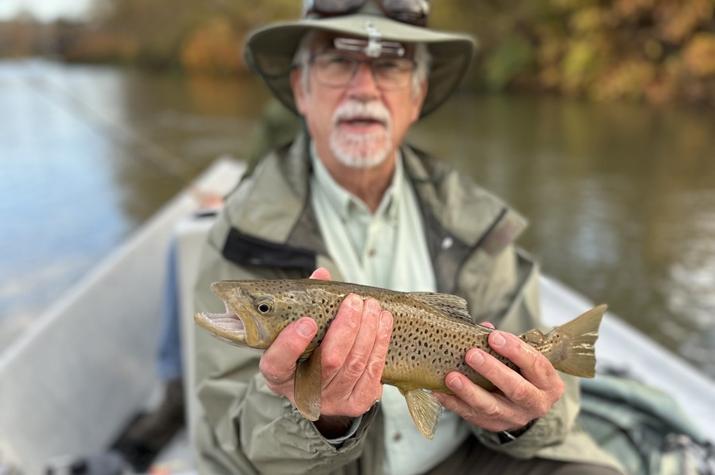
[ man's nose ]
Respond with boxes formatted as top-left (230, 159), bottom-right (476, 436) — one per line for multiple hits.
top-left (347, 62), bottom-right (380, 99)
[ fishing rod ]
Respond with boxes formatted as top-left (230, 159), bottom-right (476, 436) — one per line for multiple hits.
top-left (23, 61), bottom-right (195, 184)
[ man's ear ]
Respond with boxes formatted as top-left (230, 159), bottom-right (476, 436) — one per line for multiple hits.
top-left (291, 68), bottom-right (308, 115)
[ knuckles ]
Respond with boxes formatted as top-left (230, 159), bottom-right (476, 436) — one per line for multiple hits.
top-left (322, 353), bottom-right (343, 374)
top-left (258, 359), bottom-right (286, 387)
top-left (344, 355), bottom-right (368, 378)
top-left (510, 381), bottom-right (532, 406)
top-left (553, 375), bottom-right (565, 396)
top-left (258, 358), bottom-right (273, 379)
top-left (534, 400), bottom-right (550, 418)
top-left (366, 359), bottom-right (386, 379)
top-left (484, 403), bottom-right (502, 419)
top-left (533, 354), bottom-right (555, 379)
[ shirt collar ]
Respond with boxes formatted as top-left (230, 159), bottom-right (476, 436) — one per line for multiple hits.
top-left (310, 142), bottom-right (403, 221)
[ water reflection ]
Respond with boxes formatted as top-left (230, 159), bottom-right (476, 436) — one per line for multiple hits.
top-left (2, 60), bottom-right (714, 379)
top-left (0, 60), bottom-right (267, 347)
top-left (412, 94), bottom-right (715, 375)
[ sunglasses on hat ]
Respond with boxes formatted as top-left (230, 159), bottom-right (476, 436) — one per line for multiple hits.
top-left (304, 0), bottom-right (429, 27)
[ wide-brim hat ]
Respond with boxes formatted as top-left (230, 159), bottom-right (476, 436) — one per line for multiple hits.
top-left (244, 8), bottom-right (476, 118)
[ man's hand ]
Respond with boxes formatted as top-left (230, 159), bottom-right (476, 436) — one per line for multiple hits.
top-left (434, 329), bottom-right (564, 434)
top-left (258, 267), bottom-right (394, 437)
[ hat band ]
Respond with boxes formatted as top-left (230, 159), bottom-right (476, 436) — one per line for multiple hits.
top-left (304, 0), bottom-right (429, 27)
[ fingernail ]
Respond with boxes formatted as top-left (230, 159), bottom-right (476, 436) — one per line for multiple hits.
top-left (348, 294), bottom-right (363, 310)
top-left (468, 350), bottom-right (484, 366)
top-left (297, 319), bottom-right (314, 338)
top-left (447, 374), bottom-right (463, 390)
top-left (491, 332), bottom-right (506, 347)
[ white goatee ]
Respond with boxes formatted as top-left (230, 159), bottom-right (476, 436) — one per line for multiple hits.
top-left (330, 100), bottom-right (393, 169)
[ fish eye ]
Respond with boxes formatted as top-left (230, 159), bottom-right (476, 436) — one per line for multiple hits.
top-left (257, 302), bottom-right (272, 314)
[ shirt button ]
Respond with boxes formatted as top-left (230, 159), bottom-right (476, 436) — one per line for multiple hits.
top-left (367, 248), bottom-right (376, 258)
top-left (393, 432), bottom-right (402, 442)
top-left (441, 236), bottom-right (454, 250)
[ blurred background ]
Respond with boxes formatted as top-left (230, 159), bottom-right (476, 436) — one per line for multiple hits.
top-left (1, 0), bottom-right (714, 383)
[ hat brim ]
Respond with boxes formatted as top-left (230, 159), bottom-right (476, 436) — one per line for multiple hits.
top-left (244, 14), bottom-right (476, 118)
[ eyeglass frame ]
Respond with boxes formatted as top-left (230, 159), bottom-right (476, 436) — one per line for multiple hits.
top-left (306, 48), bottom-right (417, 90)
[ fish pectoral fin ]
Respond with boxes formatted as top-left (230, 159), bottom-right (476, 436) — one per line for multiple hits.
top-left (294, 346), bottom-right (322, 421)
top-left (400, 388), bottom-right (442, 439)
top-left (408, 292), bottom-right (472, 323)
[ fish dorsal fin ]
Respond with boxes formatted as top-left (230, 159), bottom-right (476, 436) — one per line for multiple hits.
top-left (294, 345), bottom-right (322, 421)
top-left (409, 292), bottom-right (472, 323)
top-left (400, 387), bottom-right (442, 439)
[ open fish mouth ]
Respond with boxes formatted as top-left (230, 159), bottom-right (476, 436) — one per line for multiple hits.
top-left (194, 301), bottom-right (246, 345)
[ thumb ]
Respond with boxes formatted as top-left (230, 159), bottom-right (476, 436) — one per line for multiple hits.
top-left (309, 267), bottom-right (332, 281)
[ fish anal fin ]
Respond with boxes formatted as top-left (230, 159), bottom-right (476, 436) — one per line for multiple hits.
top-left (294, 346), bottom-right (322, 421)
top-left (409, 292), bottom-right (472, 323)
top-left (399, 387), bottom-right (442, 439)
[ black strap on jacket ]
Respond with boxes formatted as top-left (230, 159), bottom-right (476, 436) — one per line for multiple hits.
top-left (222, 228), bottom-right (317, 275)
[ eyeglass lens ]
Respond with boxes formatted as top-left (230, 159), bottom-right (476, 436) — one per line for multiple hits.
top-left (312, 52), bottom-right (415, 89)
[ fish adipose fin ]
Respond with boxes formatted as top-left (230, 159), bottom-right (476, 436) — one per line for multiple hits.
top-left (294, 345), bottom-right (322, 421)
top-left (400, 388), bottom-right (442, 439)
top-left (550, 304), bottom-right (607, 378)
top-left (409, 292), bottom-right (472, 323)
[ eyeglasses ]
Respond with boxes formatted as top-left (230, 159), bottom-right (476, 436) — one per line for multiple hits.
top-left (310, 50), bottom-right (416, 89)
top-left (304, 0), bottom-right (429, 27)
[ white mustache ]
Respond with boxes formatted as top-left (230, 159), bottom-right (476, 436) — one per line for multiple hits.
top-left (332, 100), bottom-right (391, 127)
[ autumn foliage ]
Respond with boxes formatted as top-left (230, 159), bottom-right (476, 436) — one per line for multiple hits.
top-left (3, 0), bottom-right (713, 104)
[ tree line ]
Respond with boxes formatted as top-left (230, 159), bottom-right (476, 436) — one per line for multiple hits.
top-left (2, 0), bottom-right (714, 105)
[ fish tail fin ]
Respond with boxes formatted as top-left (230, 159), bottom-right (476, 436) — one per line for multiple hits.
top-left (549, 304), bottom-right (607, 378)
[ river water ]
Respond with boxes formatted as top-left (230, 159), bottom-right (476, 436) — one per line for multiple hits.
top-left (2, 59), bottom-right (714, 378)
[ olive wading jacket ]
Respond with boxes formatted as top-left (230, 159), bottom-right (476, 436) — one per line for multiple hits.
top-left (192, 134), bottom-right (619, 474)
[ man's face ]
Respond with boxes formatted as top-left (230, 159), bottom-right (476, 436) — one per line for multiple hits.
top-left (291, 36), bottom-right (427, 170)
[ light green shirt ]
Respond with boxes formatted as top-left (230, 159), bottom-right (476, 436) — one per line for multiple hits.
top-left (309, 146), bottom-right (470, 475)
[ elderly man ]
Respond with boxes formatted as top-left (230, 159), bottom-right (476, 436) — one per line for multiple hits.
top-left (192, 1), bottom-right (622, 474)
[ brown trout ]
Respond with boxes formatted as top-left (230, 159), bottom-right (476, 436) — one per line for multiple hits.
top-left (195, 279), bottom-right (606, 438)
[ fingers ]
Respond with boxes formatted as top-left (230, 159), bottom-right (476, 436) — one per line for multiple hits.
top-left (259, 317), bottom-right (317, 387)
top-left (444, 369), bottom-right (511, 419)
top-left (465, 348), bottom-right (537, 408)
top-left (261, 289), bottom-right (391, 420)
top-left (309, 267), bottom-right (332, 281)
top-left (435, 330), bottom-right (566, 432)
top-left (319, 296), bottom-right (391, 417)
top-left (351, 309), bottom-right (393, 403)
top-left (437, 370), bottom-right (530, 431)
top-left (336, 298), bottom-right (382, 388)
top-left (487, 331), bottom-right (562, 392)
top-left (320, 294), bottom-right (364, 384)
top-left (479, 321), bottom-right (495, 329)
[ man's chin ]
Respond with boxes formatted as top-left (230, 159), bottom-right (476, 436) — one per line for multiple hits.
top-left (330, 133), bottom-right (392, 169)
top-left (333, 148), bottom-right (389, 170)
